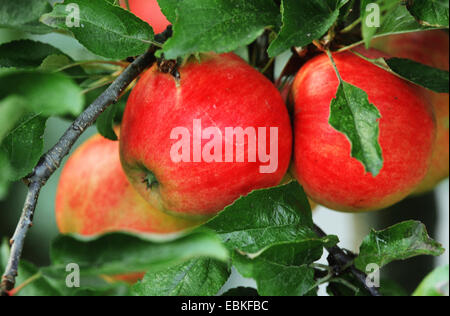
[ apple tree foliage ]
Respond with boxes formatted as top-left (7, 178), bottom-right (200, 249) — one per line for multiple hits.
top-left (0, 0), bottom-right (449, 296)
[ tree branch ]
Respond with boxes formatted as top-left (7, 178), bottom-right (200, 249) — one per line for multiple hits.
top-left (314, 224), bottom-right (382, 297)
top-left (0, 28), bottom-right (173, 295)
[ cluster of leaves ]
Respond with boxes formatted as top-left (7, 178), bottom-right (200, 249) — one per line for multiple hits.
top-left (0, 0), bottom-right (449, 296)
top-left (0, 182), bottom-right (446, 296)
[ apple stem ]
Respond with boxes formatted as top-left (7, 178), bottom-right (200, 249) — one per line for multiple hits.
top-left (143, 171), bottom-right (159, 190)
top-left (340, 17), bottom-right (362, 34)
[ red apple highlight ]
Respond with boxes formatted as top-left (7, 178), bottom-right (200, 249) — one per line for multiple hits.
top-left (372, 30), bottom-right (449, 194)
top-left (292, 50), bottom-right (436, 212)
top-left (120, 0), bottom-right (170, 34)
top-left (120, 53), bottom-right (292, 217)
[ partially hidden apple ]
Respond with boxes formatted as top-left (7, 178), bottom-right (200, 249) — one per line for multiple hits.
top-left (120, 0), bottom-right (170, 34)
top-left (120, 53), bottom-right (292, 218)
top-left (292, 50), bottom-right (436, 212)
top-left (372, 30), bottom-right (449, 194)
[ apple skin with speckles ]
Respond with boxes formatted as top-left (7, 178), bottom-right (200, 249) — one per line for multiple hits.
top-left (372, 30), bottom-right (449, 194)
top-left (291, 50), bottom-right (436, 212)
top-left (120, 53), bottom-right (292, 218)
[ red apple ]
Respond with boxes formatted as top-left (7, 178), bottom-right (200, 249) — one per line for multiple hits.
top-left (120, 0), bottom-right (170, 34)
top-left (292, 50), bottom-right (436, 212)
top-left (56, 133), bottom-right (200, 236)
top-left (120, 53), bottom-right (292, 217)
top-left (372, 31), bottom-right (449, 194)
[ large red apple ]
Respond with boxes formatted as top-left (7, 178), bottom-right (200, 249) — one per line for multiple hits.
top-left (120, 0), bottom-right (170, 34)
top-left (292, 50), bottom-right (436, 212)
top-left (372, 31), bottom-right (449, 194)
top-left (56, 133), bottom-right (200, 236)
top-left (120, 53), bottom-right (292, 217)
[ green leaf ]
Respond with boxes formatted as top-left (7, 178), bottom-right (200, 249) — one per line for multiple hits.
top-left (12, 262), bottom-right (124, 296)
top-left (13, 20), bottom-right (54, 35)
top-left (96, 102), bottom-right (119, 141)
top-left (69, 284), bottom-right (131, 296)
top-left (375, 4), bottom-right (431, 37)
top-left (0, 40), bottom-right (64, 69)
top-left (22, 262), bottom-right (133, 296)
top-left (0, 238), bottom-right (9, 273)
top-left (327, 51), bottom-right (384, 176)
top-left (0, 71), bottom-right (84, 117)
top-left (0, 0), bottom-right (51, 29)
top-left (0, 41), bottom-right (83, 79)
top-left (238, 236), bottom-right (336, 295)
top-left (204, 182), bottom-right (315, 255)
top-left (157, 0), bottom-right (179, 23)
top-left (329, 79), bottom-right (383, 176)
top-left (49, 231), bottom-right (229, 277)
top-left (360, 0), bottom-right (404, 47)
top-left (1, 254), bottom-right (87, 296)
top-left (232, 234), bottom-right (337, 296)
top-left (233, 250), bottom-right (314, 296)
top-left (379, 279), bottom-right (409, 297)
top-left (407, 0), bottom-right (449, 27)
top-left (385, 57), bottom-right (449, 93)
top-left (361, 0), bottom-right (381, 47)
top-left (268, 0), bottom-right (340, 57)
top-left (68, 283), bottom-right (131, 296)
top-left (39, 266), bottom-right (131, 296)
top-left (14, 261), bottom-right (61, 297)
top-left (355, 221), bottom-right (445, 271)
top-left (1, 114), bottom-right (47, 181)
top-left (360, 0), bottom-right (374, 48)
top-left (0, 98), bottom-right (25, 193)
top-left (162, 0), bottom-right (280, 60)
top-left (413, 265), bottom-right (449, 296)
top-left (131, 258), bottom-right (230, 296)
top-left (38, 55), bottom-right (72, 72)
top-left (41, 0), bottom-right (154, 59)
top-left (0, 151), bottom-right (12, 199)
top-left (0, 95), bottom-right (27, 143)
